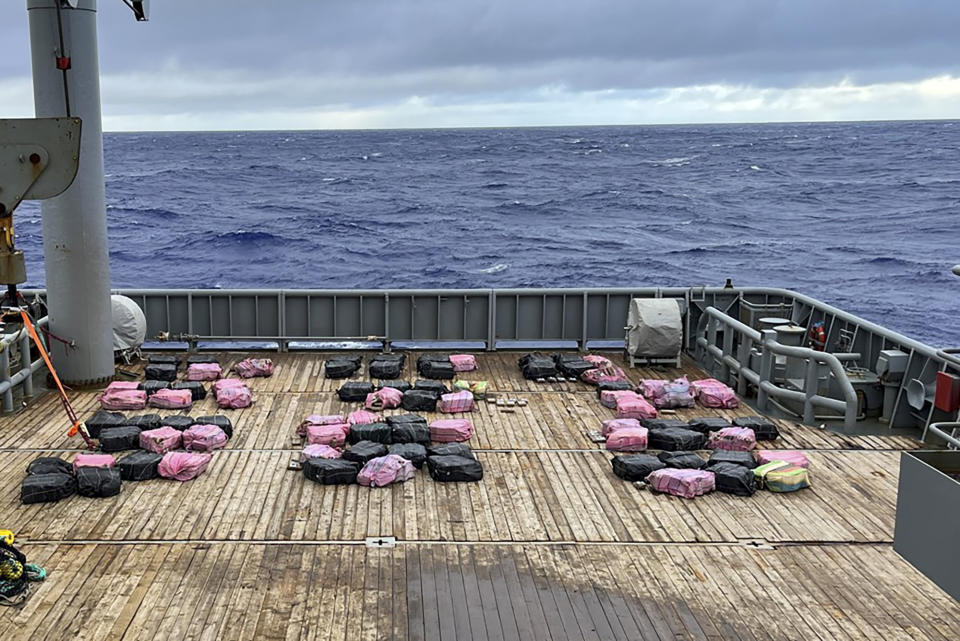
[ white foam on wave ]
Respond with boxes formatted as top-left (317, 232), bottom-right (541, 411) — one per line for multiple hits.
top-left (478, 263), bottom-right (510, 274)
top-left (750, 165), bottom-right (762, 171)
top-left (650, 155), bottom-right (698, 167)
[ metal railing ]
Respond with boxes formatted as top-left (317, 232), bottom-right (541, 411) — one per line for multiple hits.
top-left (696, 306), bottom-right (860, 430)
top-left (922, 422), bottom-right (960, 450)
top-left (0, 316), bottom-right (48, 413)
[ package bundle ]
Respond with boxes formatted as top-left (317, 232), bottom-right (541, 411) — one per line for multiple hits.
top-left (324, 355), bottom-right (362, 379)
top-left (26, 457), bottom-right (73, 476)
top-left (160, 415), bottom-right (195, 431)
top-left (117, 451), bottom-right (163, 481)
top-left (426, 455), bottom-right (483, 482)
top-left (387, 415), bottom-right (430, 444)
top-left (657, 451), bottom-right (707, 470)
top-left (297, 414), bottom-right (346, 437)
top-left (364, 387), bottom-right (403, 411)
top-left (582, 366), bottom-right (629, 386)
top-left (378, 380), bottom-right (412, 393)
top-left (126, 414), bottom-right (162, 429)
top-left (429, 419), bottom-right (474, 443)
top-left (691, 378), bottom-right (739, 409)
top-left (182, 424), bottom-right (228, 452)
top-left (213, 379), bottom-right (252, 409)
top-left (417, 355), bottom-right (455, 380)
top-left (139, 426), bottom-right (183, 454)
top-left (600, 389), bottom-right (638, 409)
top-left (388, 443), bottom-right (428, 468)
top-left (707, 450), bottom-right (758, 469)
top-left (303, 458), bottom-right (360, 485)
top-left (170, 381), bottom-right (207, 401)
top-left (611, 454), bottom-right (666, 481)
top-left (518, 354), bottom-right (556, 379)
top-left (755, 450), bottom-right (809, 468)
top-left (553, 354), bottom-right (594, 378)
top-left (754, 461), bottom-right (810, 492)
top-left (647, 427), bottom-right (706, 451)
top-left (369, 354), bottom-right (405, 379)
top-left (347, 422), bottom-right (392, 445)
top-left (708, 462), bottom-right (758, 496)
top-left (615, 393), bottom-right (657, 420)
top-left (357, 454), bottom-right (416, 487)
top-left (76, 467), bottom-right (122, 498)
top-left (685, 417), bottom-right (732, 434)
top-left (21, 473), bottom-right (76, 504)
top-left (733, 416), bottom-right (780, 441)
top-left (706, 427), bottom-right (757, 452)
top-left (234, 357), bottom-right (274, 378)
top-left (158, 451), bottom-right (213, 481)
top-left (439, 390), bottom-right (474, 413)
top-left (305, 424), bottom-right (348, 448)
top-left (605, 427), bottom-right (648, 452)
top-left (582, 355), bottom-right (613, 369)
top-left (73, 453), bottom-right (116, 472)
top-left (194, 415), bottom-right (233, 439)
top-left (453, 380), bottom-right (489, 399)
top-left (342, 441), bottom-right (389, 464)
top-left (402, 389), bottom-right (438, 412)
top-left (449, 354), bottom-right (477, 372)
top-left (639, 377), bottom-right (696, 409)
top-left (144, 363), bottom-right (178, 382)
top-left (98, 426), bottom-right (143, 453)
top-left (600, 417), bottom-right (641, 437)
top-left (347, 409), bottom-right (379, 425)
top-left (84, 410), bottom-right (127, 438)
top-left (148, 388), bottom-right (193, 410)
top-left (647, 468), bottom-right (715, 498)
top-left (99, 388), bottom-right (147, 411)
top-left (186, 362), bottom-right (222, 381)
top-left (300, 444), bottom-right (342, 461)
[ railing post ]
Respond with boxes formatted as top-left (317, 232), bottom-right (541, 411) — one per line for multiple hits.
top-left (803, 356), bottom-right (818, 425)
top-left (487, 290), bottom-right (496, 351)
top-left (757, 330), bottom-right (776, 412)
top-left (736, 337), bottom-right (751, 395)
top-left (580, 292), bottom-right (588, 352)
top-left (20, 331), bottom-right (33, 400)
top-left (0, 345), bottom-right (12, 413)
top-left (706, 316), bottom-right (718, 375)
top-left (721, 323), bottom-right (734, 384)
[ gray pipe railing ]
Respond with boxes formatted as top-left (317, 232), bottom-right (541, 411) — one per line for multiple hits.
top-left (922, 422), bottom-right (960, 450)
top-left (0, 317), bottom-right (47, 412)
top-left (696, 306), bottom-right (860, 430)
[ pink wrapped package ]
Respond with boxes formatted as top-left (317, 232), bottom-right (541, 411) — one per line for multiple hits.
top-left (601, 418), bottom-right (641, 437)
top-left (182, 424), bottom-right (228, 452)
top-left (213, 378), bottom-right (245, 395)
top-left (186, 362), bottom-right (222, 381)
top-left (106, 381), bottom-right (140, 392)
top-left (647, 468), bottom-right (715, 498)
top-left (233, 357), bottom-right (274, 378)
top-left (616, 394), bottom-right (658, 420)
top-left (582, 366), bottom-right (629, 385)
top-left (706, 427), bottom-right (757, 451)
top-left (73, 453), bottom-right (116, 473)
top-left (756, 450), bottom-right (810, 468)
top-left (149, 388), bottom-right (193, 409)
top-left (139, 426), bottom-right (183, 454)
top-left (583, 354), bottom-right (613, 369)
top-left (439, 390), bottom-right (474, 413)
top-left (300, 444), bottom-right (342, 461)
top-left (600, 389), bottom-right (638, 409)
top-left (364, 387), bottom-right (403, 410)
top-left (429, 419), bottom-right (475, 442)
top-left (348, 410), bottom-right (378, 425)
top-left (357, 454), bottom-right (416, 487)
top-left (158, 451), bottom-right (213, 481)
top-left (449, 354), bottom-right (477, 372)
top-left (296, 414), bottom-right (346, 437)
top-left (638, 379), bottom-right (666, 399)
top-left (640, 377), bottom-right (696, 408)
top-left (305, 424), bottom-right (347, 448)
top-left (99, 388), bottom-right (147, 411)
top-left (216, 383), bottom-right (252, 409)
top-left (691, 378), bottom-right (739, 409)
top-left (605, 427), bottom-right (648, 451)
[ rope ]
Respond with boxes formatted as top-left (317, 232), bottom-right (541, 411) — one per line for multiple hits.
top-left (0, 540), bottom-right (45, 607)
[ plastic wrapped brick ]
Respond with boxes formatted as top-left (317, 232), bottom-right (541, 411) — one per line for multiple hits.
top-left (611, 454), bottom-right (666, 481)
top-left (707, 450), bottom-right (758, 469)
top-left (657, 451), bottom-right (707, 470)
top-left (144, 363), bottom-right (178, 382)
top-left (413, 380), bottom-right (448, 395)
top-left (733, 416), bottom-right (780, 441)
top-left (186, 363), bottom-right (222, 381)
top-left (364, 387), bottom-right (403, 411)
top-left (73, 453), bottom-right (116, 472)
top-left (648, 427), bottom-right (706, 451)
top-left (139, 426), bottom-right (183, 454)
top-left (369, 359), bottom-right (403, 379)
top-left (347, 422), bottom-right (392, 445)
top-left (427, 455), bottom-right (484, 482)
top-left (324, 358), bottom-right (360, 379)
top-left (342, 441), bottom-right (389, 464)
top-left (429, 419), bottom-right (475, 443)
top-left (98, 425), bottom-right (143, 453)
top-left (338, 382), bottom-right (375, 402)
top-left (647, 468), bottom-right (715, 498)
top-left (117, 451), bottom-right (163, 481)
top-left (160, 415), bottom-right (195, 431)
top-left (297, 414), bottom-right (346, 437)
top-left (605, 427), bottom-right (649, 452)
top-left (158, 451), bottom-right (213, 481)
top-left (754, 461), bottom-right (810, 492)
top-left (148, 388), bottom-right (193, 410)
top-left (234, 358), bottom-right (274, 378)
top-left (347, 410), bottom-right (379, 426)
top-left (518, 354), bottom-right (556, 379)
top-left (305, 424), bottom-right (348, 448)
top-left (582, 354), bottom-right (613, 369)
top-left (301, 444), bottom-right (342, 461)
top-left (755, 450), bottom-right (809, 468)
top-left (127, 414), bottom-right (162, 430)
top-left (26, 457), bottom-right (73, 476)
top-left (600, 389), bottom-right (638, 409)
top-left (390, 420), bottom-right (431, 445)
top-left (691, 378), bottom-right (739, 409)
top-left (99, 388), bottom-right (147, 411)
top-left (147, 354), bottom-right (180, 368)
top-left (641, 418), bottom-right (691, 431)
top-left (402, 390), bottom-right (438, 412)
top-left (582, 366), bottom-right (629, 386)
top-left (596, 381), bottom-right (633, 398)
top-left (193, 415), bottom-right (233, 439)
top-left (439, 390), bottom-right (474, 413)
top-left (303, 458), bottom-right (360, 484)
top-left (357, 454), bottom-right (416, 487)
top-left (215, 382), bottom-right (252, 409)
top-left (76, 467), bottom-right (122, 498)
top-left (85, 410), bottom-right (127, 438)
top-left (448, 354), bottom-right (477, 372)
top-left (419, 360), bottom-right (455, 380)
top-left (615, 394), bottom-right (658, 420)
top-left (708, 462), bottom-right (757, 496)
top-left (601, 418), bottom-right (642, 437)
top-left (182, 424), bottom-right (228, 452)
top-left (388, 443), bottom-right (427, 468)
top-left (378, 380), bottom-right (412, 393)
top-left (706, 427), bottom-right (757, 452)
top-left (21, 473), bottom-right (77, 504)
top-left (170, 381), bottom-right (208, 402)
top-left (427, 442), bottom-right (476, 459)
top-left (685, 417), bottom-right (731, 434)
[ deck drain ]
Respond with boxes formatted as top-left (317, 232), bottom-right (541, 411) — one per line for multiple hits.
top-left (738, 538), bottom-right (776, 550)
top-left (365, 537), bottom-right (396, 548)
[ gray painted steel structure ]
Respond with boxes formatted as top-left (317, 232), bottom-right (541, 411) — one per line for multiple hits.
top-left (27, 0), bottom-right (114, 384)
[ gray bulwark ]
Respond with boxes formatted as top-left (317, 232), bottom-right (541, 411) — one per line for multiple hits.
top-left (894, 450), bottom-right (960, 601)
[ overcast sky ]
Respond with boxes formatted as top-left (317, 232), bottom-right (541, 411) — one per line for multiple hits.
top-left (2, 1), bottom-right (959, 131)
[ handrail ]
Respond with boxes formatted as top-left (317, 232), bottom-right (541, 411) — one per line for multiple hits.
top-left (696, 306), bottom-right (859, 430)
top-left (0, 316), bottom-right (48, 413)
top-left (923, 423), bottom-right (960, 450)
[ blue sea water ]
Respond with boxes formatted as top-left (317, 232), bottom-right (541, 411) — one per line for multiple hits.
top-left (14, 121), bottom-right (960, 347)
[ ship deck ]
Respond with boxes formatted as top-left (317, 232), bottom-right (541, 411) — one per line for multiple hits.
top-left (1, 352), bottom-right (957, 640)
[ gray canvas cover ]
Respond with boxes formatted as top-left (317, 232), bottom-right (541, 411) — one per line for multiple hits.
top-left (625, 298), bottom-right (682, 358)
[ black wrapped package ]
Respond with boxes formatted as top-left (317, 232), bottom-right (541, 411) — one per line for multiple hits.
top-left (161, 415), bottom-right (195, 431)
top-left (171, 381), bottom-right (208, 401)
top-left (417, 354), bottom-right (449, 371)
top-left (686, 417), bottom-right (732, 434)
top-left (707, 450), bottom-right (757, 469)
top-left (419, 360), bottom-right (454, 380)
top-left (85, 410), bottom-right (127, 438)
top-left (518, 354), bottom-right (557, 379)
top-left (596, 381), bottom-right (634, 398)
top-left (186, 355), bottom-right (220, 365)
top-left (338, 382), bottom-right (375, 402)
top-left (641, 418), bottom-right (691, 431)
top-left (348, 422), bottom-right (392, 445)
top-left (427, 442), bottom-right (476, 460)
top-left (734, 416), bottom-right (780, 441)
top-left (657, 451), bottom-right (707, 469)
top-left (20, 473), bottom-right (77, 504)
top-left (413, 380), bottom-right (448, 395)
top-left (378, 380), bottom-right (412, 393)
top-left (373, 353), bottom-right (406, 365)
top-left (303, 458), bottom-right (361, 485)
top-left (648, 427), bottom-right (707, 451)
top-left (147, 354), bottom-right (181, 367)
top-left (390, 421), bottom-right (430, 444)
top-left (324, 358), bottom-right (359, 379)
top-left (553, 355), bottom-right (595, 378)
top-left (427, 455), bottom-right (484, 482)
top-left (76, 467), bottom-right (122, 498)
top-left (369, 359), bottom-right (403, 379)
top-left (708, 462), bottom-right (757, 496)
top-left (611, 454), bottom-right (666, 481)
top-left (194, 415), bottom-right (233, 439)
top-left (98, 426), bottom-right (143, 452)
top-left (386, 413), bottom-right (427, 426)
top-left (402, 389), bottom-right (438, 412)
top-left (26, 457), bottom-right (73, 476)
top-left (342, 440), bottom-right (389, 464)
top-left (388, 443), bottom-right (427, 468)
top-left (127, 414), bottom-right (162, 430)
top-left (144, 363), bottom-right (178, 382)
top-left (138, 380), bottom-right (170, 396)
top-left (117, 451), bottom-right (163, 481)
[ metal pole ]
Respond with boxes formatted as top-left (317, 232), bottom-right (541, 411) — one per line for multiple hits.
top-left (27, 0), bottom-right (114, 384)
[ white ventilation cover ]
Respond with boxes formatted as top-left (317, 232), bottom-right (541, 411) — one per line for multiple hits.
top-left (625, 298), bottom-right (682, 358)
top-left (111, 295), bottom-right (146, 352)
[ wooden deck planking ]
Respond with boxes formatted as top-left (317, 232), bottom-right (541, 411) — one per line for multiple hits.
top-left (0, 350), bottom-right (952, 640)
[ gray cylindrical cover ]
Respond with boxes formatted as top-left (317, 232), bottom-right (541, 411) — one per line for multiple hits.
top-left (112, 295), bottom-right (146, 352)
top-left (625, 298), bottom-right (682, 358)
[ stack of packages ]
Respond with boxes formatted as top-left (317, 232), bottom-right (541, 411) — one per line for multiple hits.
top-left (638, 377), bottom-right (696, 409)
top-left (299, 403), bottom-right (482, 486)
top-left (690, 378), bottom-right (739, 409)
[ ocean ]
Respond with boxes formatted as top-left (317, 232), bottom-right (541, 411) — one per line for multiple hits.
top-left (14, 120), bottom-right (960, 347)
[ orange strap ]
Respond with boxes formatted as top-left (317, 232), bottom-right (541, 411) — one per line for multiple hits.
top-left (19, 310), bottom-right (91, 446)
